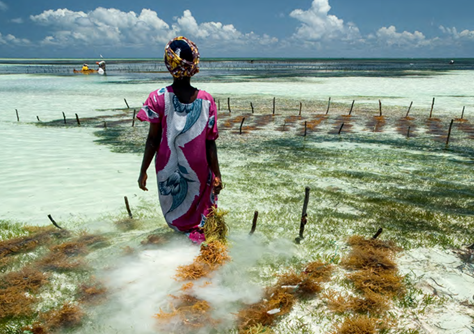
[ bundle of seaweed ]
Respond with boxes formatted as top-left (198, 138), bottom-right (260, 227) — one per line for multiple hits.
top-left (348, 268), bottom-right (404, 298)
top-left (175, 240), bottom-right (230, 280)
top-left (141, 234), bottom-right (166, 246)
top-left (332, 315), bottom-right (389, 334)
top-left (0, 268), bottom-right (49, 320)
top-left (76, 232), bottom-right (108, 249)
top-left (114, 217), bottom-right (139, 231)
top-left (36, 252), bottom-right (84, 271)
top-left (341, 236), bottom-right (405, 298)
top-left (203, 207), bottom-right (229, 244)
top-left (77, 282), bottom-right (107, 304)
top-left (0, 227), bottom-right (62, 258)
top-left (24, 303), bottom-right (84, 334)
top-left (35, 233), bottom-right (107, 272)
top-left (196, 240), bottom-right (230, 269)
top-left (175, 262), bottom-right (210, 281)
top-left (237, 262), bottom-right (333, 333)
top-left (154, 294), bottom-right (218, 331)
top-left (324, 290), bottom-right (389, 314)
top-left (328, 235), bottom-right (404, 333)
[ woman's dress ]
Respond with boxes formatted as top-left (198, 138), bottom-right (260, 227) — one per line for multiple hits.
top-left (137, 86), bottom-right (218, 238)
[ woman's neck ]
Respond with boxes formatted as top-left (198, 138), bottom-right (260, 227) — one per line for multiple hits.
top-left (172, 77), bottom-right (198, 104)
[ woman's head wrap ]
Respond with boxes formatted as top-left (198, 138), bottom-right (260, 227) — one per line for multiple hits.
top-left (164, 36), bottom-right (200, 79)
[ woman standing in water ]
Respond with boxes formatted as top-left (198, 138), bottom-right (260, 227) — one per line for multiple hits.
top-left (137, 36), bottom-right (222, 244)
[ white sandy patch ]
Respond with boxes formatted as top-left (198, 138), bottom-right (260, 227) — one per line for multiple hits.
top-left (0, 122), bottom-right (157, 225)
top-left (399, 248), bottom-right (474, 333)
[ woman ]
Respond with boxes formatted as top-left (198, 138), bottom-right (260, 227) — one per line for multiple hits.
top-left (137, 36), bottom-right (222, 243)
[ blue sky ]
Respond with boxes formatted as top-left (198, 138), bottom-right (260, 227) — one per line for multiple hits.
top-left (0, 0), bottom-right (473, 58)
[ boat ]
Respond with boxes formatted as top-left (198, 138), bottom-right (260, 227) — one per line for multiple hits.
top-left (73, 68), bottom-right (98, 74)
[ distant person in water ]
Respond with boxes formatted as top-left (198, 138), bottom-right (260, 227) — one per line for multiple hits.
top-left (82, 63), bottom-right (89, 71)
top-left (96, 60), bottom-right (106, 75)
top-left (137, 36), bottom-right (222, 244)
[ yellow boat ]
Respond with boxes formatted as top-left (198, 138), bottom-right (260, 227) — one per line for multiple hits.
top-left (73, 68), bottom-right (98, 74)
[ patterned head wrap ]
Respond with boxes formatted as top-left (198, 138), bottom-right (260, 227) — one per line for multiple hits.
top-left (164, 36), bottom-right (200, 79)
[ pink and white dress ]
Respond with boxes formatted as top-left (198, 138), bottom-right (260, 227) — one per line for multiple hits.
top-left (137, 86), bottom-right (219, 241)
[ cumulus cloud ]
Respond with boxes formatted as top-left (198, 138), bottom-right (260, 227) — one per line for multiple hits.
top-left (289, 0), bottom-right (360, 41)
top-left (0, 1), bottom-right (8, 11)
top-left (29, 7), bottom-right (277, 53)
top-left (30, 8), bottom-right (172, 47)
top-left (370, 26), bottom-right (427, 47)
top-left (0, 32), bottom-right (31, 46)
top-left (439, 25), bottom-right (474, 40)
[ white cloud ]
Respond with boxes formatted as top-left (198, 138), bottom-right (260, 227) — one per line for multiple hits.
top-left (370, 26), bottom-right (427, 47)
top-left (0, 1), bottom-right (8, 11)
top-left (440, 25), bottom-right (474, 40)
top-left (11, 18), bottom-right (24, 24)
top-left (0, 32), bottom-right (31, 46)
top-left (289, 0), bottom-right (360, 40)
top-left (28, 7), bottom-right (277, 53)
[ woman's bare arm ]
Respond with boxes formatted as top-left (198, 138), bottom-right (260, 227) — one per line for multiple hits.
top-left (138, 123), bottom-right (162, 191)
top-left (206, 139), bottom-right (222, 194)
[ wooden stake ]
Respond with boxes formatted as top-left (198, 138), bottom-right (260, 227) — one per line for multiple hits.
top-left (405, 101), bottom-right (413, 117)
top-left (295, 186), bottom-right (310, 244)
top-left (249, 211), bottom-right (258, 235)
top-left (446, 119), bottom-right (454, 147)
top-left (406, 126), bottom-right (411, 138)
top-left (15, 109), bottom-right (19, 122)
top-left (429, 97), bottom-right (435, 118)
top-left (132, 109), bottom-right (136, 127)
top-left (250, 102), bottom-right (254, 114)
top-left (227, 97), bottom-right (231, 113)
top-left (239, 117), bottom-right (245, 134)
top-left (272, 97), bottom-right (275, 115)
top-left (378, 100), bottom-right (382, 117)
top-left (349, 100), bottom-right (355, 115)
top-left (48, 214), bottom-right (63, 229)
top-left (299, 102), bottom-right (302, 116)
top-left (62, 112), bottom-right (67, 124)
top-left (36, 116), bottom-right (41, 122)
top-left (372, 228), bottom-right (383, 239)
top-left (303, 121), bottom-right (307, 137)
top-left (124, 196), bottom-right (133, 219)
top-left (103, 121), bottom-right (107, 128)
top-left (461, 106), bottom-right (465, 119)
top-left (75, 113), bottom-right (81, 126)
top-left (338, 123), bottom-right (344, 135)
top-left (124, 98), bottom-right (130, 109)
top-left (218, 99), bottom-right (220, 111)
top-left (326, 97), bottom-right (331, 115)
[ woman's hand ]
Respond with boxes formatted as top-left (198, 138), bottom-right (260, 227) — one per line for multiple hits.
top-left (138, 172), bottom-right (148, 191)
top-left (213, 176), bottom-right (223, 195)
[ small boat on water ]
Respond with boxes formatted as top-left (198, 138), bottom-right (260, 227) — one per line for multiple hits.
top-left (73, 68), bottom-right (98, 74)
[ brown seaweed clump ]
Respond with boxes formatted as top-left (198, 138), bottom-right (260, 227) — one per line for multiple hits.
top-left (237, 262), bottom-right (333, 333)
top-left (203, 207), bottom-right (229, 244)
top-left (0, 268), bottom-right (49, 320)
top-left (175, 240), bottom-right (230, 281)
top-left (0, 226), bottom-right (61, 258)
top-left (175, 262), bottom-right (210, 281)
top-left (141, 234), bottom-right (166, 246)
top-left (341, 236), bottom-right (405, 298)
top-left (77, 282), bottom-right (107, 304)
top-left (324, 290), bottom-right (389, 315)
top-left (196, 240), bottom-right (230, 269)
top-left (332, 315), bottom-right (387, 334)
top-left (328, 235), bottom-right (404, 333)
top-left (154, 294), bottom-right (218, 332)
top-left (25, 303), bottom-right (84, 333)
